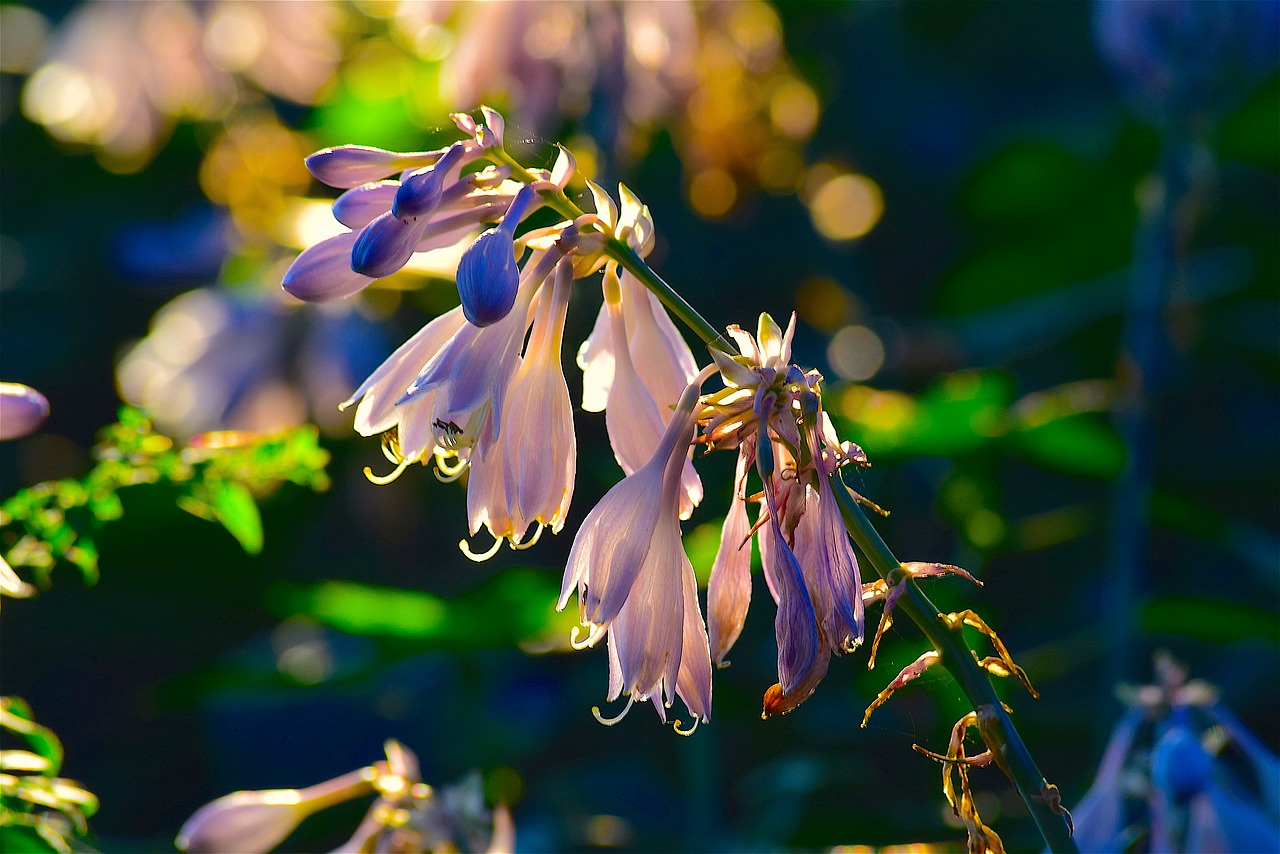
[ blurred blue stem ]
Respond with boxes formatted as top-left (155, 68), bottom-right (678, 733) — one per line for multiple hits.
top-left (1103, 133), bottom-right (1195, 693)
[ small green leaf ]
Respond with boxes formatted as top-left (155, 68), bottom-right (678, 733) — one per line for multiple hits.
top-left (209, 482), bottom-right (263, 555)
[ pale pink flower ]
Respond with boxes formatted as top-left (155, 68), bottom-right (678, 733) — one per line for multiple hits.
top-left (464, 258), bottom-right (577, 554)
top-left (559, 366), bottom-right (716, 730)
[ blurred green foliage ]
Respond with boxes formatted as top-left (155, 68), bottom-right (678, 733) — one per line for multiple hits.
top-left (1, 408), bottom-right (329, 592)
top-left (0, 697), bottom-right (98, 854)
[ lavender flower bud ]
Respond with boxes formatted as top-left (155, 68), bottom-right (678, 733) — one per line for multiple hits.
top-left (455, 186), bottom-right (538, 327)
top-left (392, 143), bottom-right (466, 219)
top-left (305, 145), bottom-right (437, 190)
top-left (282, 232), bottom-right (374, 302)
top-left (332, 182), bottom-right (398, 230)
top-left (175, 790), bottom-right (309, 854)
top-left (0, 383), bottom-right (50, 440)
top-left (351, 212), bottom-right (425, 279)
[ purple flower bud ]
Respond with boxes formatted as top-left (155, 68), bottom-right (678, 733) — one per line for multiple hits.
top-left (351, 212), bottom-right (428, 279)
top-left (332, 181), bottom-right (398, 229)
top-left (392, 143), bottom-right (466, 219)
top-left (455, 227), bottom-right (520, 327)
top-left (282, 232), bottom-right (374, 302)
top-left (305, 145), bottom-right (437, 190)
top-left (0, 383), bottom-right (49, 440)
top-left (454, 185), bottom-right (539, 327)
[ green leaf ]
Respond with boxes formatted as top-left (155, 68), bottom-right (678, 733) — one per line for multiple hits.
top-left (1010, 414), bottom-right (1125, 479)
top-left (278, 581), bottom-right (448, 639)
top-left (208, 482), bottom-right (263, 555)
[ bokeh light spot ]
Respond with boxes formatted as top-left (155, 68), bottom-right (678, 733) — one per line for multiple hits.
top-left (809, 172), bottom-right (884, 241)
top-left (770, 77), bottom-right (819, 139)
top-left (827, 325), bottom-right (885, 381)
top-left (0, 5), bottom-right (49, 74)
top-left (795, 276), bottom-right (853, 331)
top-left (688, 168), bottom-right (737, 218)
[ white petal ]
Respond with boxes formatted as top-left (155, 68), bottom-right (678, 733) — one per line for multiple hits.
top-left (675, 557), bottom-right (713, 722)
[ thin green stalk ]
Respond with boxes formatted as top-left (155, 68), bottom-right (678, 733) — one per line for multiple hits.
top-left (832, 478), bottom-right (1077, 854)
top-left (489, 148), bottom-right (729, 351)
top-left (494, 145), bottom-right (1075, 851)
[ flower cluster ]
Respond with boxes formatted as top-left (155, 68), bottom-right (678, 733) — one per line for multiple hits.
top-left (176, 740), bottom-right (513, 854)
top-left (289, 109), bottom-right (925, 731)
top-left (289, 109), bottom-right (700, 564)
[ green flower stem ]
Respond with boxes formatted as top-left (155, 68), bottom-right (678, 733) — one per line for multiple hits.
top-left (831, 476), bottom-right (1078, 854)
top-left (494, 142), bottom-right (1074, 852)
top-left (488, 148), bottom-right (729, 352)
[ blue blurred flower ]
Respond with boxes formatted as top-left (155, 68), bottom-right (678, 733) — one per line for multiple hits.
top-left (1073, 654), bottom-right (1280, 853)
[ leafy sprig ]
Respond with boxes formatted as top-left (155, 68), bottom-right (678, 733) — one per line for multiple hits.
top-left (1, 407), bottom-right (330, 594)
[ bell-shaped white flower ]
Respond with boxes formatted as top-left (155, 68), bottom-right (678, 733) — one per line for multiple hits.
top-left (500, 258), bottom-right (576, 536)
top-left (463, 258), bottom-right (577, 556)
top-left (339, 307), bottom-right (468, 471)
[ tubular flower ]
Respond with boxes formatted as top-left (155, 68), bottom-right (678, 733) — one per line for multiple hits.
top-left (465, 257), bottom-right (578, 555)
top-left (559, 366), bottom-right (717, 732)
top-left (697, 313), bottom-right (869, 717)
top-left (576, 183), bottom-right (703, 517)
top-left (313, 111), bottom-right (700, 560)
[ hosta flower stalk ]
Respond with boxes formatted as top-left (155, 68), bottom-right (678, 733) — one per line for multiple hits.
top-left (290, 105), bottom-right (1076, 853)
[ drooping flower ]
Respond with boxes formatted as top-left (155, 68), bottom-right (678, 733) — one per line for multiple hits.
top-left (696, 313), bottom-right (868, 716)
top-left (340, 306), bottom-right (469, 468)
top-left (706, 436), bottom-right (755, 665)
top-left (400, 246), bottom-right (565, 464)
top-left (465, 257), bottom-right (577, 553)
top-left (559, 365), bottom-right (717, 731)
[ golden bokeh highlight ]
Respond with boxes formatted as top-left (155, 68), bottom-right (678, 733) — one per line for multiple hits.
top-left (199, 116), bottom-right (313, 244)
top-left (770, 78), bottom-right (819, 139)
top-left (795, 276), bottom-right (854, 331)
top-left (808, 171), bottom-right (884, 242)
top-left (689, 168), bottom-right (739, 218)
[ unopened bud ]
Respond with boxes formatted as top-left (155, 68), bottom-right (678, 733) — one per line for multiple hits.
top-left (305, 145), bottom-right (439, 190)
top-left (283, 232), bottom-right (375, 302)
top-left (0, 383), bottom-right (49, 440)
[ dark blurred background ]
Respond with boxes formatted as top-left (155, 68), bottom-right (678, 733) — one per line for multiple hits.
top-left (1, 1), bottom-right (1277, 851)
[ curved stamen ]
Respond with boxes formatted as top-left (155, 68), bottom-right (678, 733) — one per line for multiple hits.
top-left (364, 459), bottom-right (410, 485)
top-left (570, 624), bottom-right (606, 650)
top-left (510, 522), bottom-right (545, 550)
top-left (673, 717), bottom-right (700, 737)
top-left (433, 460), bottom-right (469, 483)
top-left (434, 450), bottom-right (469, 476)
top-left (591, 695), bottom-right (636, 727)
top-left (380, 441), bottom-right (402, 465)
top-left (458, 535), bottom-right (503, 562)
